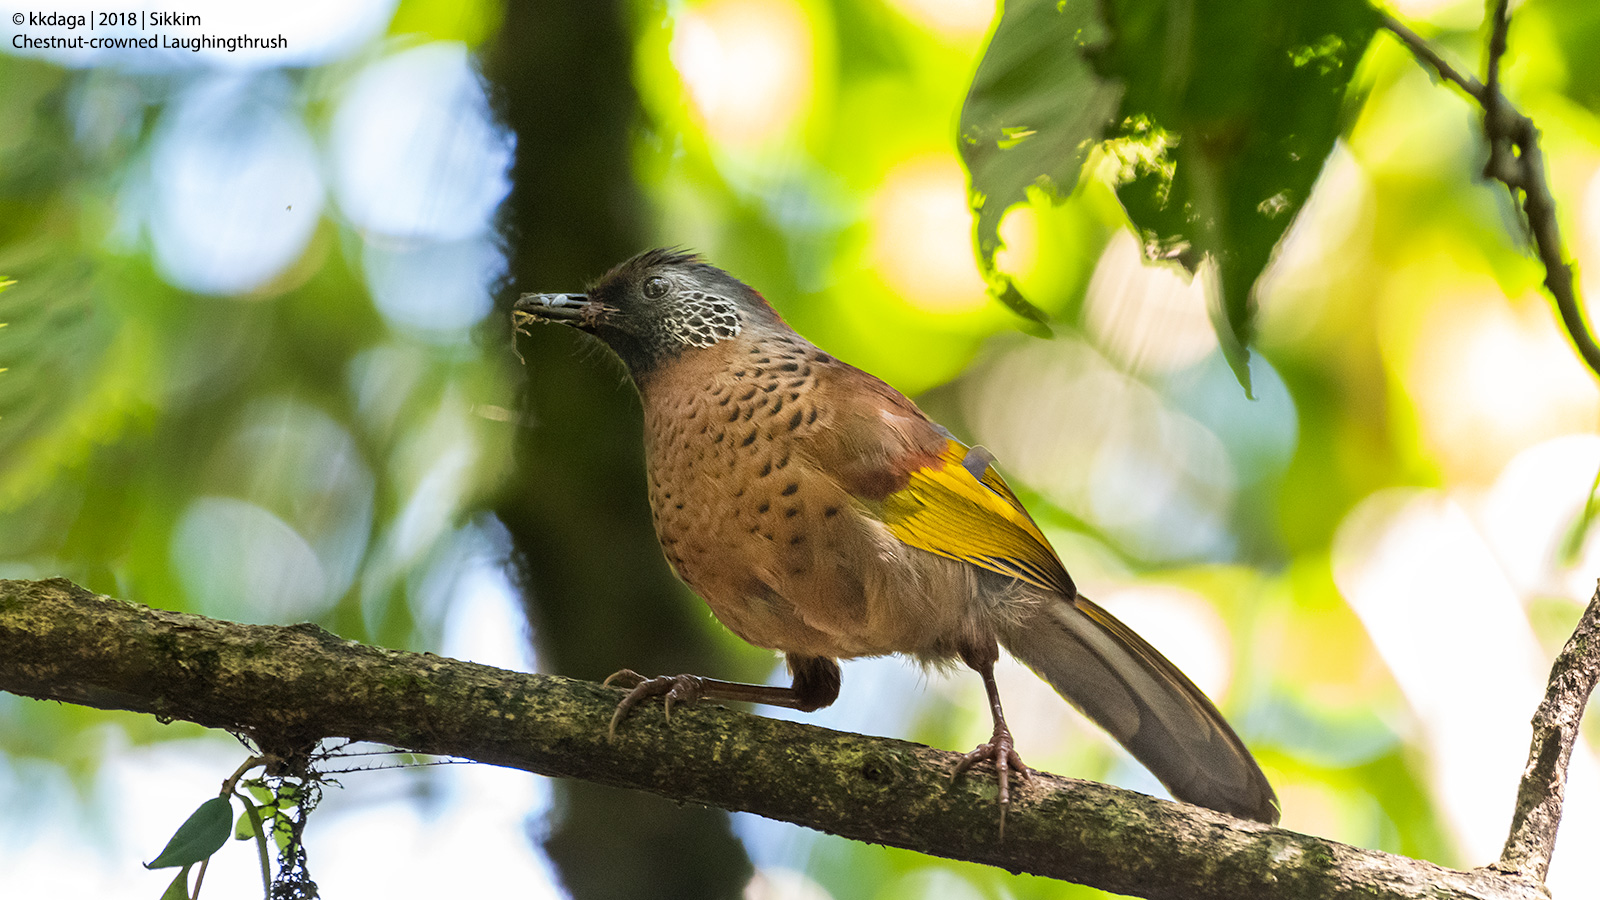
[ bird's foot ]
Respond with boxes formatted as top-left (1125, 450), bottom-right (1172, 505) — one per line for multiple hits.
top-left (951, 724), bottom-right (1031, 836)
top-left (602, 669), bottom-right (707, 738)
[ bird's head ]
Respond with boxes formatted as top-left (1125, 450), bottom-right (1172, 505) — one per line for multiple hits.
top-left (513, 249), bottom-right (783, 376)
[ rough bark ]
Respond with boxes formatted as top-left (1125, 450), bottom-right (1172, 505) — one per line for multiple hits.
top-left (0, 577), bottom-right (1555, 900)
top-left (1497, 590), bottom-right (1600, 881)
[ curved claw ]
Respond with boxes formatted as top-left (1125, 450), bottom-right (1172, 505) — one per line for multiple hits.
top-left (951, 730), bottom-right (1031, 838)
top-left (603, 668), bottom-right (646, 689)
top-left (604, 672), bottom-right (707, 739)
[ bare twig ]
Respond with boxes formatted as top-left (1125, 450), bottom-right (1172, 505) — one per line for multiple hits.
top-left (1496, 586), bottom-right (1600, 881)
top-left (1378, 8), bottom-right (1600, 383)
top-left (0, 577), bottom-right (1552, 900)
top-left (1376, 12), bottom-right (1485, 102)
top-left (1483, 0), bottom-right (1510, 104)
top-left (1383, 15), bottom-right (1600, 877)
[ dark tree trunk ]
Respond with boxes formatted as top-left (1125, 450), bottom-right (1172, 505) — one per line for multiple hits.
top-left (484, 5), bottom-right (753, 898)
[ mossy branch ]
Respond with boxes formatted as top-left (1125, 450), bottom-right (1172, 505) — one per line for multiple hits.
top-left (0, 577), bottom-right (1558, 900)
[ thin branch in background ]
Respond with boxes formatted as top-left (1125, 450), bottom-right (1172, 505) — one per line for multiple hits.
top-left (1375, 11), bottom-right (1485, 101)
top-left (1483, 0), bottom-right (1510, 106)
top-left (1378, 7), bottom-right (1600, 886)
top-left (1378, 7), bottom-right (1600, 383)
top-left (1496, 586), bottom-right (1600, 881)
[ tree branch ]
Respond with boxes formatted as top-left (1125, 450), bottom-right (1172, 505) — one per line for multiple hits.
top-left (1376, 11), bottom-right (1485, 102)
top-left (0, 577), bottom-right (1550, 900)
top-left (1375, 10), bottom-right (1600, 877)
top-left (1483, 0), bottom-right (1510, 106)
top-left (1379, 8), bottom-right (1600, 383)
top-left (1497, 585), bottom-right (1600, 881)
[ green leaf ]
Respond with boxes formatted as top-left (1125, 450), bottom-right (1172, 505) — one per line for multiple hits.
top-left (158, 866), bottom-right (191, 900)
top-left (244, 781), bottom-right (274, 806)
top-left (146, 797), bottom-right (234, 869)
top-left (234, 808), bottom-right (260, 841)
top-left (1097, 0), bottom-right (1379, 394)
top-left (1559, 462), bottom-right (1600, 565)
top-left (234, 792), bottom-right (274, 896)
top-left (959, 0), bottom-right (1123, 325)
top-left (960, 0), bottom-right (1377, 395)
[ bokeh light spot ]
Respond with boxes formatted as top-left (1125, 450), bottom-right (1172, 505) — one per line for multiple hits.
top-left (330, 41), bottom-right (513, 240)
top-left (963, 337), bottom-right (1236, 561)
top-left (1086, 231), bottom-right (1218, 373)
top-left (1096, 585), bottom-right (1233, 701)
top-left (1332, 488), bottom-right (1600, 883)
top-left (883, 0), bottom-right (993, 38)
top-left (1392, 290), bottom-right (1599, 482)
top-left (362, 233), bottom-right (502, 338)
top-left (171, 496), bottom-right (330, 620)
top-left (671, 0), bottom-right (814, 146)
top-left (870, 155), bottom-right (1015, 314)
top-left (1479, 435), bottom-right (1600, 599)
top-left (146, 75), bottom-right (323, 296)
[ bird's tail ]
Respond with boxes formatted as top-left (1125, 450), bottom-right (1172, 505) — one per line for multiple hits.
top-left (998, 592), bottom-right (1279, 824)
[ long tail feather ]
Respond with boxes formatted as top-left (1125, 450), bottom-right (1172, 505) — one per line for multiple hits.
top-left (1000, 593), bottom-right (1279, 824)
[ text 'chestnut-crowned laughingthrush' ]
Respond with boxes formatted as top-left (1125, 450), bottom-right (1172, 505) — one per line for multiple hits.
top-left (513, 249), bottom-right (1279, 826)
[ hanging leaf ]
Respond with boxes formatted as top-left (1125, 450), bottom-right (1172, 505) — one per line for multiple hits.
top-left (234, 792), bottom-right (275, 896)
top-left (157, 866), bottom-right (192, 900)
top-left (960, 0), bottom-right (1377, 395)
top-left (234, 807), bottom-right (261, 841)
top-left (1097, 0), bottom-right (1378, 394)
top-left (958, 0), bottom-right (1122, 325)
top-left (146, 796), bottom-right (234, 870)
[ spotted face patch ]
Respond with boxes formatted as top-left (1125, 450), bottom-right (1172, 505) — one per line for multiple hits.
top-left (663, 290), bottom-right (742, 348)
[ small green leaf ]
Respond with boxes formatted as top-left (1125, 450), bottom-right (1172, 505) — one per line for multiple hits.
top-left (234, 808), bottom-right (260, 841)
top-left (146, 797), bottom-right (234, 869)
top-left (158, 865), bottom-right (191, 900)
top-left (270, 817), bottom-right (295, 854)
top-left (234, 791), bottom-right (274, 896)
top-left (275, 782), bottom-right (302, 807)
top-left (1559, 463), bottom-right (1600, 565)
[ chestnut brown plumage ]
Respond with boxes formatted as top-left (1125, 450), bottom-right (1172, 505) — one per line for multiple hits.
top-left (512, 249), bottom-right (1279, 826)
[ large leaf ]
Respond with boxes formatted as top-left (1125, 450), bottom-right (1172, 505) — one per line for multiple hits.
top-left (145, 796), bottom-right (234, 870)
top-left (958, 0), bottom-right (1123, 326)
top-left (960, 0), bottom-right (1377, 394)
top-left (1098, 0), bottom-right (1378, 393)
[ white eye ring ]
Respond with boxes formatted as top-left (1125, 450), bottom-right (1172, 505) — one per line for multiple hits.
top-left (642, 276), bottom-right (670, 300)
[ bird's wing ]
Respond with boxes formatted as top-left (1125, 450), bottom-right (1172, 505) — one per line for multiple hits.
top-left (801, 363), bottom-right (1073, 596)
top-left (879, 439), bottom-right (1076, 597)
top-left (801, 362), bottom-right (1277, 823)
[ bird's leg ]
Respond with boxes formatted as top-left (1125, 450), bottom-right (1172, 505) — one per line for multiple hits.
top-left (604, 655), bottom-right (840, 738)
top-left (951, 640), bottom-right (1030, 833)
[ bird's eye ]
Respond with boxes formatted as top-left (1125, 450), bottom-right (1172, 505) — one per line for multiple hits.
top-left (642, 276), bottom-right (670, 300)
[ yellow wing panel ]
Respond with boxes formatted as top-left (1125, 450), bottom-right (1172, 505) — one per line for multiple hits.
top-left (881, 440), bottom-right (1074, 596)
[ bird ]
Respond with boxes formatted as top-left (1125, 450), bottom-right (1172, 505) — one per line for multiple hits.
top-left (512, 248), bottom-right (1279, 827)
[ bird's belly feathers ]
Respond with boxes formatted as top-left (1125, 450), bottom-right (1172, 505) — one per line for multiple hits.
top-left (638, 346), bottom-right (989, 661)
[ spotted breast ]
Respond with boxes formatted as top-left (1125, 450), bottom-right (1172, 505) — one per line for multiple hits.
top-left (635, 333), bottom-right (976, 661)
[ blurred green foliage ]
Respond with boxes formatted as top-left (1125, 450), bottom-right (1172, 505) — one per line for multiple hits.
top-left (3, 0), bottom-right (1600, 898)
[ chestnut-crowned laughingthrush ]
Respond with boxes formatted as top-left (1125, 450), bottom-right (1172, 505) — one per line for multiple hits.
top-left (512, 248), bottom-right (1279, 825)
